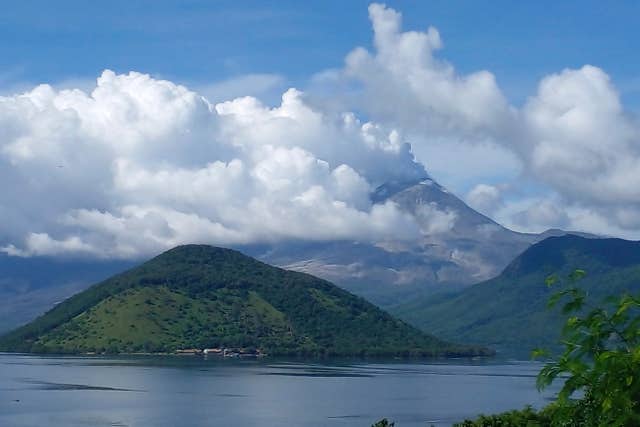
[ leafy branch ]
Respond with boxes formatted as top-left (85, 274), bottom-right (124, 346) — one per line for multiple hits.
top-left (534, 270), bottom-right (640, 425)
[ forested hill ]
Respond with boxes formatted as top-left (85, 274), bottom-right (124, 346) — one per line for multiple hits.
top-left (0, 245), bottom-right (488, 357)
top-left (393, 235), bottom-right (640, 351)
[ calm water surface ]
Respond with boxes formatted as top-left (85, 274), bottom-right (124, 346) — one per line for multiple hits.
top-left (0, 353), bottom-right (558, 426)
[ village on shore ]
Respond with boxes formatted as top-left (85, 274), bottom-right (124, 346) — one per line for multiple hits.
top-left (175, 347), bottom-right (266, 358)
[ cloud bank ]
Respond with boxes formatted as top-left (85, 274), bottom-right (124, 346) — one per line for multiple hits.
top-left (2, 3), bottom-right (640, 258)
top-left (0, 71), bottom-right (427, 257)
top-left (340, 3), bottom-right (640, 239)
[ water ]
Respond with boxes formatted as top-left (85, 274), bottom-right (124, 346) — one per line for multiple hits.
top-left (0, 353), bottom-right (558, 426)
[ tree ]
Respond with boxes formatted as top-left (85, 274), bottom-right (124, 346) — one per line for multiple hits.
top-left (457, 270), bottom-right (640, 426)
top-left (534, 270), bottom-right (640, 425)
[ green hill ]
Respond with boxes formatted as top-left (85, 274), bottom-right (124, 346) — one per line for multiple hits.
top-left (392, 235), bottom-right (640, 351)
top-left (0, 245), bottom-right (488, 357)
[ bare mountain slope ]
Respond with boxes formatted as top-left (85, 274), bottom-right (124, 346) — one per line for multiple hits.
top-left (256, 177), bottom-right (583, 307)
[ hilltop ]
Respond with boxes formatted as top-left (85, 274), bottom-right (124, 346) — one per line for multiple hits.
top-left (0, 245), bottom-right (488, 357)
top-left (393, 235), bottom-right (640, 351)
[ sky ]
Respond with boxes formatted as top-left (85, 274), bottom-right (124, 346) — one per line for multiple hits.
top-left (1, 1), bottom-right (640, 258)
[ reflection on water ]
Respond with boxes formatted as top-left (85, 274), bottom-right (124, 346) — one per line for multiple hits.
top-left (0, 353), bottom-right (558, 427)
top-left (22, 380), bottom-right (142, 392)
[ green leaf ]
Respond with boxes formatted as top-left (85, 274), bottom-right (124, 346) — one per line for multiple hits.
top-left (568, 269), bottom-right (586, 282)
top-left (562, 296), bottom-right (585, 314)
top-left (531, 348), bottom-right (549, 359)
top-left (615, 300), bottom-right (634, 317)
top-left (548, 291), bottom-right (567, 308)
top-left (566, 316), bottom-right (579, 327)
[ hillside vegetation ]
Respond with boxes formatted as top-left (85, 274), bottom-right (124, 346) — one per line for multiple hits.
top-left (393, 235), bottom-right (640, 350)
top-left (0, 245), bottom-right (488, 357)
top-left (457, 271), bottom-right (640, 425)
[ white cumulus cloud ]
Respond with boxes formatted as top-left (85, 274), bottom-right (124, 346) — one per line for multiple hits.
top-left (344, 3), bottom-right (515, 139)
top-left (3, 2), bottom-right (640, 260)
top-left (522, 65), bottom-right (640, 204)
top-left (338, 3), bottom-right (640, 237)
top-left (0, 70), bottom-right (428, 258)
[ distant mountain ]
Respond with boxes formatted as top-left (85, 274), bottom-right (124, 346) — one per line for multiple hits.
top-left (0, 245), bottom-right (489, 357)
top-left (0, 176), bottom-right (593, 332)
top-left (392, 235), bottom-right (640, 351)
top-left (0, 254), bottom-right (134, 334)
top-left (258, 177), bottom-right (583, 307)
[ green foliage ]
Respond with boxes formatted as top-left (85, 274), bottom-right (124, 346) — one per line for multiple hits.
top-left (393, 235), bottom-right (640, 351)
top-left (0, 245), bottom-right (490, 357)
top-left (533, 271), bottom-right (640, 426)
top-left (454, 406), bottom-right (551, 426)
top-left (460, 269), bottom-right (640, 426)
top-left (28, 286), bottom-right (295, 354)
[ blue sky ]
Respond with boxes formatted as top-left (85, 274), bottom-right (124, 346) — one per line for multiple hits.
top-left (2, 1), bottom-right (640, 258)
top-left (2, 1), bottom-right (639, 108)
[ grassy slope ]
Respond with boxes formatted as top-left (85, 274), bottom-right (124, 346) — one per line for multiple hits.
top-left (0, 245), bottom-right (489, 357)
top-left (393, 236), bottom-right (640, 350)
top-left (35, 286), bottom-right (293, 353)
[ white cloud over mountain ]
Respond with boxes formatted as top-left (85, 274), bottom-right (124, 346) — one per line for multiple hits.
top-left (339, 3), bottom-right (640, 239)
top-left (0, 71), bottom-right (425, 257)
top-left (2, 3), bottom-right (640, 258)
top-left (465, 184), bottom-right (504, 216)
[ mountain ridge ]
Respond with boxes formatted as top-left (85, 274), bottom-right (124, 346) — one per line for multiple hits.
top-left (263, 177), bottom-right (590, 306)
top-left (392, 235), bottom-right (640, 351)
top-left (0, 176), bottom-right (598, 332)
